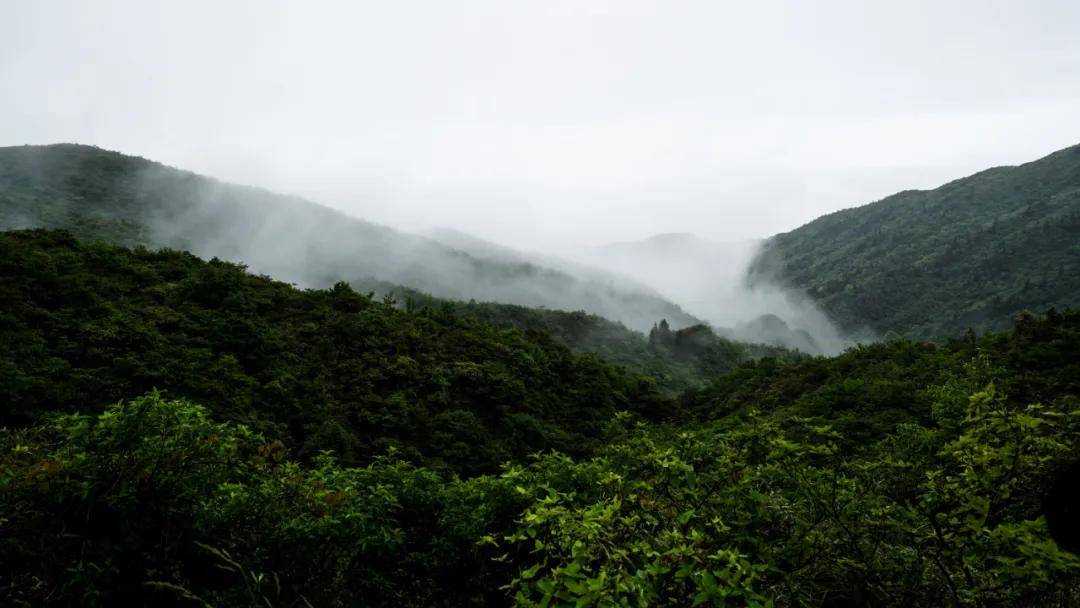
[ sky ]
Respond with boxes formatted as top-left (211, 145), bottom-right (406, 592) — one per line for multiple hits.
top-left (3, 0), bottom-right (1080, 252)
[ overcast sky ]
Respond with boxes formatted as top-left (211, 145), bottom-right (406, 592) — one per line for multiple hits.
top-left (3, 0), bottom-right (1079, 252)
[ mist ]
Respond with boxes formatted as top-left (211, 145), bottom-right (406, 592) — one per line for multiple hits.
top-left (2, 141), bottom-right (860, 353)
top-left (419, 220), bottom-right (863, 353)
top-left (1, 144), bottom-right (708, 332)
top-left (554, 233), bottom-right (864, 354)
top-left (138, 163), bottom-right (713, 331)
top-left (4, 1), bottom-right (1080, 352)
top-left (4, 1), bottom-right (1080, 252)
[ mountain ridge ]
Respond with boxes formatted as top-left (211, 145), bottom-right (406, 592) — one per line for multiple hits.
top-left (748, 142), bottom-right (1080, 339)
top-left (0, 143), bottom-right (700, 331)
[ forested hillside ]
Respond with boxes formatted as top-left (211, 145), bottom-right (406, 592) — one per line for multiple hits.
top-left (359, 279), bottom-right (801, 393)
top-left (0, 230), bottom-right (672, 475)
top-left (6, 2), bottom-right (1079, 605)
top-left (0, 143), bottom-right (699, 331)
top-left (749, 143), bottom-right (1080, 339)
top-left (3, 228), bottom-right (1080, 606)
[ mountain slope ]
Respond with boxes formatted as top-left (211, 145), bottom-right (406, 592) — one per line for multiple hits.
top-left (0, 229), bottom-right (673, 475)
top-left (0, 143), bottom-right (699, 331)
top-left (4, 233), bottom-right (1080, 607)
top-left (358, 279), bottom-right (802, 392)
top-left (749, 143), bottom-right (1080, 339)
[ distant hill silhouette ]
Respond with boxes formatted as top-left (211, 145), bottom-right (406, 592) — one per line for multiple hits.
top-left (750, 142), bottom-right (1080, 339)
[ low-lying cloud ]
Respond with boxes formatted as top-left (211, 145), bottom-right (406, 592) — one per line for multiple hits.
top-left (566, 234), bottom-right (867, 354)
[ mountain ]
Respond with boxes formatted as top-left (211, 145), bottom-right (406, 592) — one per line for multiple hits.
top-left (9, 145), bottom-right (1080, 606)
top-left (417, 230), bottom-right (809, 378)
top-left (749, 142), bottom-right (1080, 339)
top-left (0, 143), bottom-right (698, 332)
top-left (424, 227), bottom-right (540, 265)
top-left (732, 313), bottom-right (820, 353)
top-left (6, 229), bottom-right (1080, 605)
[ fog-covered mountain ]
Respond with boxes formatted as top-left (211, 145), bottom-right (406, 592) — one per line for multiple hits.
top-left (0, 144), bottom-right (699, 332)
top-left (424, 227), bottom-right (700, 318)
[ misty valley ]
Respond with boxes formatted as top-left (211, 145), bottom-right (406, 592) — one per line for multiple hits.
top-left (2, 140), bottom-right (1080, 607)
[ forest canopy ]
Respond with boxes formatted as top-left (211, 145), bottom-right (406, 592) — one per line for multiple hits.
top-left (749, 143), bottom-right (1080, 340)
top-left (2, 229), bottom-right (1080, 606)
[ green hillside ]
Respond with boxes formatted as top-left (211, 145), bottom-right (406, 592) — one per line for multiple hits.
top-left (0, 141), bottom-right (793, 394)
top-left (0, 143), bottom-right (700, 331)
top-left (357, 280), bottom-right (802, 393)
top-left (0, 230), bottom-right (671, 476)
top-left (749, 143), bottom-right (1080, 339)
top-left (3, 228), bottom-right (1080, 606)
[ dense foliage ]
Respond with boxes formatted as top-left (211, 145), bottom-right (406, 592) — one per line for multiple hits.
top-left (359, 280), bottom-right (800, 394)
top-left (3, 228), bottom-right (1080, 605)
top-left (684, 310), bottom-right (1080, 446)
top-left (4, 331), bottom-right (1079, 606)
top-left (749, 143), bottom-right (1080, 339)
top-left (0, 230), bottom-right (670, 475)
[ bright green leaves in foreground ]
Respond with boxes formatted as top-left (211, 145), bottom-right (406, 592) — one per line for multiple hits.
top-left (496, 419), bottom-right (797, 607)
top-left (4, 376), bottom-right (1079, 606)
top-left (903, 385), bottom-right (1080, 604)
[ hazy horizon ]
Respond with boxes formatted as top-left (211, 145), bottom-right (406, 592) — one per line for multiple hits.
top-left (4, 1), bottom-right (1080, 253)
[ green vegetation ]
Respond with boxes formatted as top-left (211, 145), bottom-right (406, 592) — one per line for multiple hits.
top-left (358, 280), bottom-right (800, 394)
top-left (0, 230), bottom-right (670, 476)
top-left (4, 325), bottom-right (1080, 605)
top-left (2, 229), bottom-right (1080, 605)
top-left (1, 140), bottom-right (777, 394)
top-left (750, 143), bottom-right (1080, 340)
top-left (684, 310), bottom-right (1080, 446)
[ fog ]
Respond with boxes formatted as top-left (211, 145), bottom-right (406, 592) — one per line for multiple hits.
top-left (5, 1), bottom-right (1080, 250)
top-left (3, 1), bottom-right (1080, 351)
top-left (563, 233), bottom-right (864, 353)
top-left (132, 158), bottom-right (715, 334)
top-left (0, 144), bottom-right (703, 333)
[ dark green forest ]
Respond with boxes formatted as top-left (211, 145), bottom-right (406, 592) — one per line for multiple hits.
top-left (749, 143), bottom-right (1080, 340)
top-left (356, 280), bottom-right (800, 394)
top-left (0, 230), bottom-right (675, 476)
top-left (3, 229), bottom-right (1080, 606)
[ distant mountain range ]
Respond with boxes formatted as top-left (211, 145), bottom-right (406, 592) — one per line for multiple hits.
top-left (7, 141), bottom-right (1073, 347)
top-left (749, 142), bottom-right (1080, 339)
top-left (0, 144), bottom-right (698, 332)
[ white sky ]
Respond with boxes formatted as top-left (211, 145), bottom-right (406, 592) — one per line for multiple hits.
top-left (3, 0), bottom-right (1079, 252)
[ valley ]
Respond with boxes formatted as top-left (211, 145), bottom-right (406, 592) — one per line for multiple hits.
top-left (2, 142), bottom-right (1079, 606)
